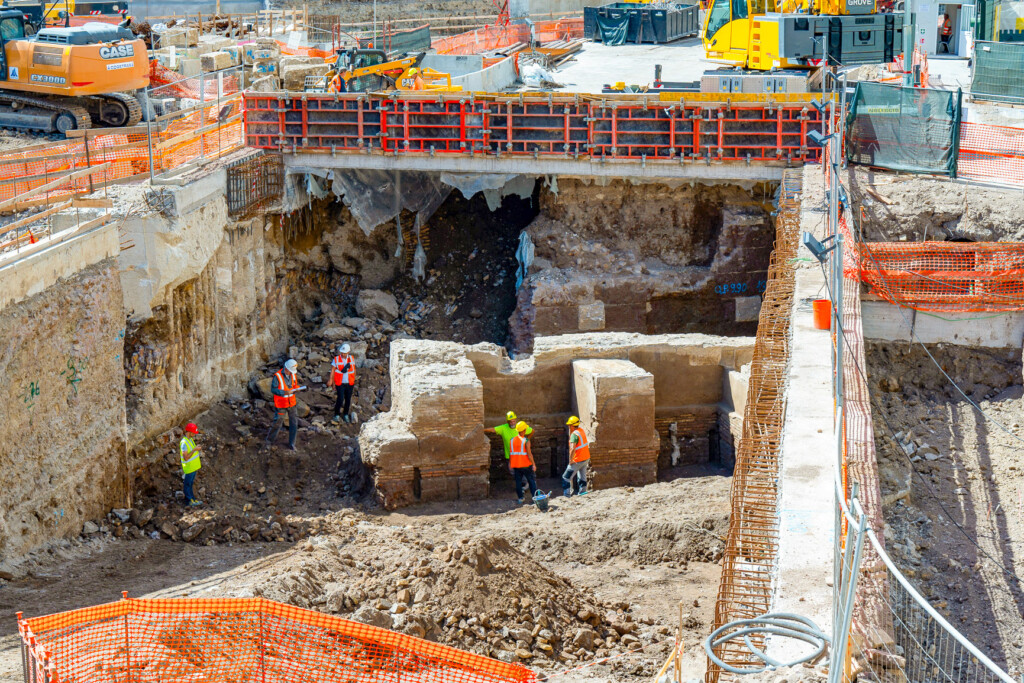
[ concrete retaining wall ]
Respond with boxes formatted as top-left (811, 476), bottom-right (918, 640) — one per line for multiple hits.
top-left (449, 56), bottom-right (517, 92)
top-left (862, 300), bottom-right (1024, 348)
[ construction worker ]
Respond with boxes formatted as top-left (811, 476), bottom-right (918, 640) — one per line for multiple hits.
top-left (940, 13), bottom-right (953, 53)
top-left (484, 410), bottom-right (533, 464)
top-left (409, 67), bottom-right (425, 90)
top-left (266, 359), bottom-right (304, 451)
top-left (327, 68), bottom-right (346, 93)
top-left (509, 421), bottom-right (538, 504)
top-left (562, 416), bottom-right (590, 497)
top-left (331, 343), bottom-right (356, 424)
top-left (179, 423), bottom-right (203, 507)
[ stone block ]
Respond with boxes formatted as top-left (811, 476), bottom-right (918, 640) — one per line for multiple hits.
top-left (282, 63), bottom-right (330, 91)
top-left (253, 61), bottom-right (278, 75)
top-left (572, 358), bottom-right (658, 490)
top-left (179, 58), bottom-right (201, 78)
top-left (280, 55), bottom-right (324, 69)
top-left (249, 75), bottom-right (280, 92)
top-left (734, 295), bottom-right (762, 322)
top-left (356, 289), bottom-right (399, 321)
top-left (200, 51), bottom-right (234, 72)
top-left (577, 301), bottom-right (605, 331)
top-left (197, 34), bottom-right (235, 53)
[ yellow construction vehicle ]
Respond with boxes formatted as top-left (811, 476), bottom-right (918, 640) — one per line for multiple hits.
top-left (702, 0), bottom-right (904, 71)
top-left (0, 9), bottom-right (147, 133)
top-left (318, 49), bottom-right (461, 92)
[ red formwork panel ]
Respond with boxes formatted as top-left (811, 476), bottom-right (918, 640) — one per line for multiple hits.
top-left (244, 94), bottom-right (822, 163)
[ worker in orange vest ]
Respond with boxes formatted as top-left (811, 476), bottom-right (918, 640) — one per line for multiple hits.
top-left (331, 343), bottom-right (356, 424)
top-left (408, 67), bottom-right (425, 90)
top-left (327, 68), bottom-right (347, 93)
top-left (940, 13), bottom-right (953, 53)
top-left (561, 415), bottom-right (590, 497)
top-left (509, 421), bottom-right (538, 504)
top-left (265, 359), bottom-right (304, 450)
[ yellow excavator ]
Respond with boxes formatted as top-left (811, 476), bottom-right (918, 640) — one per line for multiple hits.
top-left (312, 49), bottom-right (460, 92)
top-left (702, 0), bottom-right (904, 70)
top-left (0, 7), bottom-right (147, 133)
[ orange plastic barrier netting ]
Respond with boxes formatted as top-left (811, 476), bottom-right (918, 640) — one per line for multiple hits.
top-left (19, 597), bottom-right (536, 683)
top-left (432, 19), bottom-right (583, 55)
top-left (957, 121), bottom-right (1024, 186)
top-left (149, 61), bottom-right (243, 100)
top-left (857, 241), bottom-right (1024, 312)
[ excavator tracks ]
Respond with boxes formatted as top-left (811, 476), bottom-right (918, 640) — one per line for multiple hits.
top-left (92, 92), bottom-right (143, 127)
top-left (0, 92), bottom-right (91, 135)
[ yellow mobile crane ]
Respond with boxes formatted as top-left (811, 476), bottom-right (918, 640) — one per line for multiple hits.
top-left (702, 0), bottom-right (904, 71)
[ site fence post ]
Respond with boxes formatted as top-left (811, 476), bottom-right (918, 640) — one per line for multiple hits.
top-left (146, 86), bottom-right (155, 182)
top-left (17, 614), bottom-right (27, 683)
top-left (122, 591), bottom-right (130, 683)
top-left (835, 231), bottom-right (844, 406)
top-left (258, 606), bottom-right (267, 683)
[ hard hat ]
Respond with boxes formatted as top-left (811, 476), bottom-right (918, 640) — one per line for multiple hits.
top-left (506, 410), bottom-right (517, 421)
top-left (185, 423), bottom-right (199, 434)
top-left (340, 343), bottom-right (351, 354)
top-left (408, 68), bottom-right (419, 75)
top-left (566, 415), bottom-right (580, 426)
top-left (516, 421), bottom-right (529, 433)
top-left (284, 359), bottom-right (298, 372)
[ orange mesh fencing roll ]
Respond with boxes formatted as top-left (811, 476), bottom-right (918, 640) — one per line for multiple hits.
top-left (19, 597), bottom-right (537, 683)
top-left (858, 241), bottom-right (1024, 312)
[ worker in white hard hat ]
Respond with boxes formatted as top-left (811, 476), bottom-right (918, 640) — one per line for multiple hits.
top-left (266, 358), bottom-right (305, 450)
top-left (485, 410), bottom-right (533, 465)
top-left (331, 342), bottom-right (357, 424)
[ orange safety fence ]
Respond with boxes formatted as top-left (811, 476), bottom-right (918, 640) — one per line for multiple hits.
top-left (149, 61), bottom-right (244, 100)
top-left (858, 240), bottom-right (1024, 312)
top-left (957, 120), bottom-right (1024, 186)
top-left (0, 99), bottom-right (243, 206)
top-left (432, 18), bottom-right (583, 55)
top-left (18, 596), bottom-right (536, 683)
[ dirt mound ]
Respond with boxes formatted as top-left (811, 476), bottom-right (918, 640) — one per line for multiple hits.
top-left (245, 523), bottom-right (641, 667)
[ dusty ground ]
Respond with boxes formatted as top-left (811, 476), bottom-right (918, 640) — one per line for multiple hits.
top-left (868, 341), bottom-right (1024, 678)
top-left (0, 467), bottom-right (729, 683)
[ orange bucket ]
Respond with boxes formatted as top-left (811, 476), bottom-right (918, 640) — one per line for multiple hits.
top-left (812, 299), bottom-right (832, 330)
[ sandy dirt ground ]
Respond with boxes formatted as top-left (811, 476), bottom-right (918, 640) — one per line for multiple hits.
top-left (0, 467), bottom-right (729, 683)
top-left (868, 341), bottom-right (1024, 679)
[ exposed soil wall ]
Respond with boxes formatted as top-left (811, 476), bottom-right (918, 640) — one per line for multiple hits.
top-left (848, 167), bottom-right (1024, 242)
top-left (0, 258), bottom-right (128, 564)
top-left (510, 179), bottom-right (775, 354)
top-left (868, 341), bottom-right (1024, 674)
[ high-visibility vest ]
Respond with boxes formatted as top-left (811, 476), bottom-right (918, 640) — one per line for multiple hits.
top-left (327, 73), bottom-right (343, 92)
top-left (570, 427), bottom-right (591, 463)
top-left (510, 435), bottom-right (531, 469)
top-left (180, 436), bottom-right (201, 474)
top-left (332, 354), bottom-right (356, 386)
top-left (942, 18), bottom-right (952, 35)
top-left (273, 370), bottom-right (298, 409)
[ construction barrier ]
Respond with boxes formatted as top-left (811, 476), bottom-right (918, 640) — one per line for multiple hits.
top-left (18, 596), bottom-right (536, 683)
top-left (957, 120), bottom-right (1024, 185)
top-left (0, 96), bottom-right (244, 208)
top-left (431, 18), bottom-right (583, 55)
top-left (243, 93), bottom-right (822, 163)
top-left (971, 41), bottom-right (1024, 104)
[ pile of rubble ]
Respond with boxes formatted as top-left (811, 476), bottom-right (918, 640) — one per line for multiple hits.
top-left (247, 521), bottom-right (664, 668)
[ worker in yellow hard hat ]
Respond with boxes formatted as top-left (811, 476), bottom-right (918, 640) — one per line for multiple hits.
top-left (562, 415), bottom-right (590, 497)
top-left (407, 67), bottom-right (425, 90)
top-left (509, 421), bottom-right (538, 504)
top-left (485, 410), bottom-right (534, 465)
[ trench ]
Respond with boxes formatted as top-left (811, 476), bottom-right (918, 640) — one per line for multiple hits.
top-left (866, 341), bottom-right (1024, 676)
top-left (0, 172), bottom-right (780, 683)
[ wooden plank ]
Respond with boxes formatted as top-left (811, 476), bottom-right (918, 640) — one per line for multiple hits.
top-left (0, 141), bottom-right (147, 169)
top-left (0, 162), bottom-right (111, 213)
top-left (0, 213), bottom-right (113, 265)
top-left (66, 126), bottom-right (150, 139)
top-left (0, 201), bottom-right (71, 239)
top-left (72, 197), bottom-right (114, 208)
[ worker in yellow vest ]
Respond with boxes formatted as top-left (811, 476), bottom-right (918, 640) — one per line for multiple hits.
top-left (562, 415), bottom-right (590, 497)
top-left (509, 421), bottom-right (538, 504)
top-left (265, 359), bottom-right (304, 451)
top-left (179, 423), bottom-right (203, 506)
top-left (331, 343), bottom-right (356, 424)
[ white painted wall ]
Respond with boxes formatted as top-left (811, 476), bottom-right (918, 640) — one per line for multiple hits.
top-left (862, 300), bottom-right (1024, 348)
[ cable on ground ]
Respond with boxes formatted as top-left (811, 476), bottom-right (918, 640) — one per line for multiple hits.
top-left (703, 613), bottom-right (829, 675)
